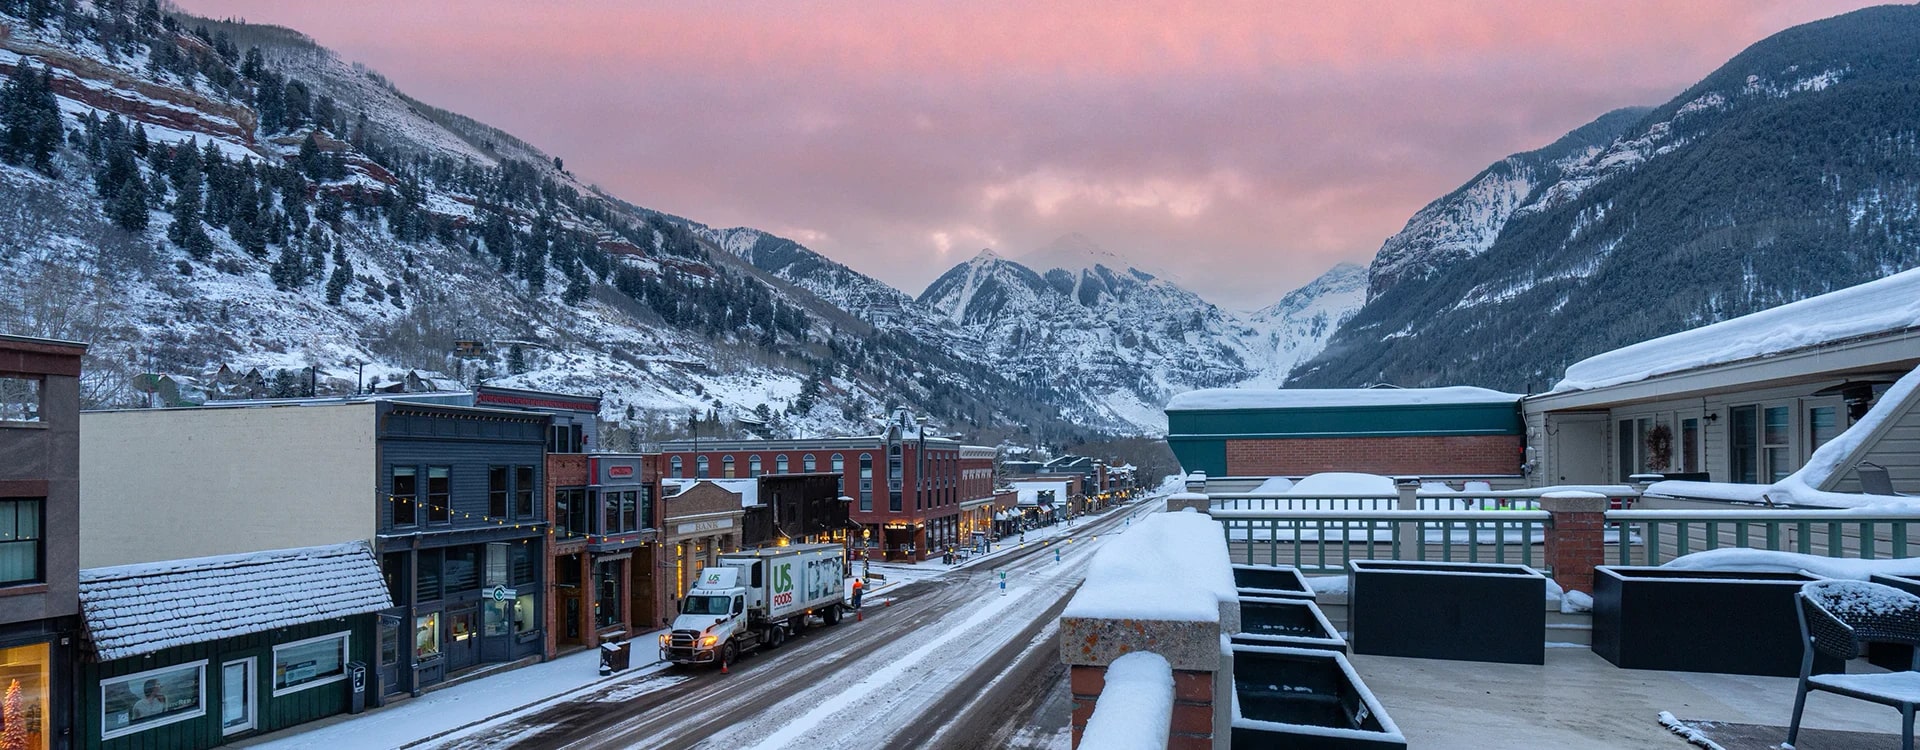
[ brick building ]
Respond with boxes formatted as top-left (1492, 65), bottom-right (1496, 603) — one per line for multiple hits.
top-left (1165, 387), bottom-right (1524, 478)
top-left (0, 334), bottom-right (85, 750)
top-left (659, 411), bottom-right (997, 561)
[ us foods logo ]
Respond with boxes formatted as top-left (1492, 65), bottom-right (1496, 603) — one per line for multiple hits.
top-left (771, 564), bottom-right (795, 607)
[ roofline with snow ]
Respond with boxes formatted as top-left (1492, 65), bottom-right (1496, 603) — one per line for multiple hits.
top-left (1526, 327), bottom-right (1920, 412)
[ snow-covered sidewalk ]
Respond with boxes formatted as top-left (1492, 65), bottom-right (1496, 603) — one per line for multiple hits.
top-left (239, 629), bottom-right (672, 749)
top-left (860, 505), bottom-right (1149, 588)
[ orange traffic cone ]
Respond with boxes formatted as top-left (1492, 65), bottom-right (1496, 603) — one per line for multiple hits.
top-left (856, 609), bottom-right (863, 622)
top-left (721, 660), bottom-right (729, 675)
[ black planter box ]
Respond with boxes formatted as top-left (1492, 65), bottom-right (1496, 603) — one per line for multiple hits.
top-left (1591, 567), bottom-right (1841, 677)
top-left (1232, 596), bottom-right (1347, 652)
top-left (1233, 563), bottom-right (1317, 600)
top-left (1866, 574), bottom-right (1920, 671)
top-left (1231, 644), bottom-right (1405, 750)
top-left (1347, 560), bottom-right (1545, 665)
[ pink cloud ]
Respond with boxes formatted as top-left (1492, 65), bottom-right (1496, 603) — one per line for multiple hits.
top-left (181, 0), bottom-right (1885, 307)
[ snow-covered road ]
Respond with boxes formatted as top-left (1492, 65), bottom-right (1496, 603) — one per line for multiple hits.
top-left (416, 495), bottom-right (1164, 750)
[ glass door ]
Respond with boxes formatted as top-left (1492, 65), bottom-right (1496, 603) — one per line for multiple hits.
top-left (221, 659), bottom-right (255, 736)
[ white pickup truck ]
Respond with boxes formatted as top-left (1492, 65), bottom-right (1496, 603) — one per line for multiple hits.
top-left (660, 543), bottom-right (848, 666)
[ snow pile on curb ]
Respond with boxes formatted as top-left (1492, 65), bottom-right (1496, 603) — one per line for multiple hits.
top-left (1079, 652), bottom-right (1174, 750)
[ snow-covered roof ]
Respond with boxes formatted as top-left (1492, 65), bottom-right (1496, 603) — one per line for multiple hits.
top-left (80, 542), bottom-right (392, 662)
top-left (663, 478), bottom-right (760, 507)
top-left (1554, 267), bottom-right (1920, 393)
top-left (1166, 386), bottom-right (1520, 412)
top-left (1011, 479), bottom-right (1072, 506)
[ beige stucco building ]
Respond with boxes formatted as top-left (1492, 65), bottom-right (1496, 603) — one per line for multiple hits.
top-left (80, 402), bottom-right (376, 567)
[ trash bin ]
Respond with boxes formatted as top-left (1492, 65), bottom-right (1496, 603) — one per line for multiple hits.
top-left (599, 640), bottom-right (630, 676)
top-left (346, 662), bottom-right (368, 714)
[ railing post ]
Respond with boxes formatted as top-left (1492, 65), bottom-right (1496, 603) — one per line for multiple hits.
top-left (1394, 476), bottom-right (1420, 553)
top-left (1540, 490), bottom-right (1609, 594)
top-left (1167, 492), bottom-right (1212, 515)
top-left (1185, 471), bottom-right (1208, 494)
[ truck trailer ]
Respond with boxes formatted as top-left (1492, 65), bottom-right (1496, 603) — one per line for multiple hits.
top-left (660, 543), bottom-right (848, 666)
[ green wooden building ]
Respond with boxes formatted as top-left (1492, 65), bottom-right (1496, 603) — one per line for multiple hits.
top-left (1164, 386), bottom-right (1524, 478)
top-left (77, 543), bottom-right (391, 748)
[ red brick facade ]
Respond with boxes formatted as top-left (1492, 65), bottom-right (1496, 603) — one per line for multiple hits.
top-left (1070, 664), bottom-right (1216, 749)
top-left (1225, 434), bottom-right (1522, 476)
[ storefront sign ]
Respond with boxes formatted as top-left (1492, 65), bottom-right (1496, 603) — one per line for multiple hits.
top-left (608, 465), bottom-right (635, 478)
top-left (490, 585), bottom-right (518, 602)
top-left (676, 517), bottom-right (733, 535)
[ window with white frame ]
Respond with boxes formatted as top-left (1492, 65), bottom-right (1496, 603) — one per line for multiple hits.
top-left (0, 376), bottom-right (40, 423)
top-left (101, 660), bottom-right (207, 739)
top-left (272, 631), bottom-right (349, 695)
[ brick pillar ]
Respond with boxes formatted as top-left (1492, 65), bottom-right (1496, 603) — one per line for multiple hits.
top-left (1166, 492), bottom-right (1211, 515)
top-left (1070, 663), bottom-right (1217, 750)
top-left (1062, 611), bottom-right (1229, 749)
top-left (1540, 491), bottom-right (1609, 594)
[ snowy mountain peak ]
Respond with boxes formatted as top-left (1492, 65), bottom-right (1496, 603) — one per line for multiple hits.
top-left (968, 247), bottom-right (1004, 264)
top-left (1016, 233), bottom-right (1155, 278)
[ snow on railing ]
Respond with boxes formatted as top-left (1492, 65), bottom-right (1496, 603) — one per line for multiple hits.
top-left (1078, 651), bottom-right (1174, 750)
top-left (1606, 508), bottom-right (1920, 566)
top-left (1209, 485), bottom-right (1639, 512)
top-left (1214, 509), bottom-right (1551, 572)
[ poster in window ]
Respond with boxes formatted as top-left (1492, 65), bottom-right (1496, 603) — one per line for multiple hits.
top-left (101, 662), bottom-right (204, 738)
top-left (274, 633), bottom-right (347, 692)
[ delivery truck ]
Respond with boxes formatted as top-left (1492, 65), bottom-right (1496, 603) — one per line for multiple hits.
top-left (660, 543), bottom-right (848, 666)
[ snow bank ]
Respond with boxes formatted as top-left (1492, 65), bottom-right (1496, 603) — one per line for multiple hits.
top-left (1252, 476), bottom-right (1295, 493)
top-left (1065, 510), bottom-right (1232, 622)
top-left (1078, 652), bottom-right (1174, 750)
top-left (1660, 548), bottom-right (1920, 580)
top-left (1168, 386), bottom-right (1520, 411)
top-left (1289, 472), bottom-right (1396, 496)
top-left (1556, 267), bottom-right (1920, 392)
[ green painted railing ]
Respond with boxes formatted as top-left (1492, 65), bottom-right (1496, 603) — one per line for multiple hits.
top-left (1212, 509), bottom-right (1550, 573)
top-left (1605, 509), bottom-right (1920, 566)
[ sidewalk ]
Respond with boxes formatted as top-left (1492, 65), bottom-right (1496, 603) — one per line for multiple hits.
top-left (241, 629), bottom-right (672, 749)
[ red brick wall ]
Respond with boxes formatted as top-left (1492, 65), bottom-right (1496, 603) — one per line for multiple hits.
top-left (1226, 435), bottom-right (1521, 476)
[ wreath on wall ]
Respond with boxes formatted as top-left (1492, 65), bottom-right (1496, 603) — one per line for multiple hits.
top-left (1644, 423), bottom-right (1674, 472)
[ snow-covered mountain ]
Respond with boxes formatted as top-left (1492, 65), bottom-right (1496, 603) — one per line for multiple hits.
top-left (1241, 262), bottom-right (1367, 387)
top-left (1293, 5), bottom-right (1920, 390)
top-left (918, 234), bottom-right (1364, 431)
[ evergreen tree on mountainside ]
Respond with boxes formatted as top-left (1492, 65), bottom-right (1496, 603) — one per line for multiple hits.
top-left (1291, 5), bottom-right (1920, 391)
top-left (0, 62), bottom-right (63, 175)
top-left (108, 169), bottom-right (149, 232)
top-left (325, 242), bottom-right (351, 305)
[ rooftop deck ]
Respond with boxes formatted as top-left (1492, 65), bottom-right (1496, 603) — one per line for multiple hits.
top-left (1352, 647), bottom-right (1903, 749)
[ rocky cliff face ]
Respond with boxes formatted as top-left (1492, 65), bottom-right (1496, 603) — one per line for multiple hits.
top-left (1292, 5), bottom-right (1920, 391)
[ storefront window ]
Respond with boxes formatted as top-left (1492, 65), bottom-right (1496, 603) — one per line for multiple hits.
top-left (101, 660), bottom-right (204, 740)
top-left (0, 643), bottom-right (50, 749)
top-left (272, 632), bottom-right (348, 695)
top-left (484, 599), bottom-right (511, 637)
top-left (444, 546), bottom-right (479, 593)
top-left (415, 613), bottom-right (441, 659)
top-left (515, 593), bottom-right (538, 634)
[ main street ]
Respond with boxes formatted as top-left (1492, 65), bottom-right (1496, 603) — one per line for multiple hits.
top-left (418, 493), bottom-right (1165, 750)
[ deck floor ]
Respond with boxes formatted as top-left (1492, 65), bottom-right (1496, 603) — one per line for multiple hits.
top-left (1349, 648), bottom-right (1905, 749)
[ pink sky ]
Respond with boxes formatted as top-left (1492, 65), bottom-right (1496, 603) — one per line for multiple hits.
top-left (180, 0), bottom-right (1885, 308)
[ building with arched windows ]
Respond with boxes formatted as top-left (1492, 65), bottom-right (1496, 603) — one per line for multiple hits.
top-left (658, 411), bottom-right (996, 561)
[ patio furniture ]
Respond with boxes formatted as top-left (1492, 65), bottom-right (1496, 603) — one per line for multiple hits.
top-left (1592, 567), bottom-right (1841, 677)
top-left (1790, 579), bottom-right (1920, 750)
top-left (1868, 573), bottom-right (1920, 670)
top-left (1348, 560), bottom-right (1546, 665)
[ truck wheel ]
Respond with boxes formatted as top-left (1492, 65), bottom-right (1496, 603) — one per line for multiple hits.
top-left (768, 627), bottom-right (786, 649)
top-left (721, 642), bottom-right (737, 668)
top-left (822, 605), bottom-right (843, 626)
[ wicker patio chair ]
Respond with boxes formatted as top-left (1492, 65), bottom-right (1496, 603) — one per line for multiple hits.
top-left (1791, 579), bottom-right (1920, 750)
